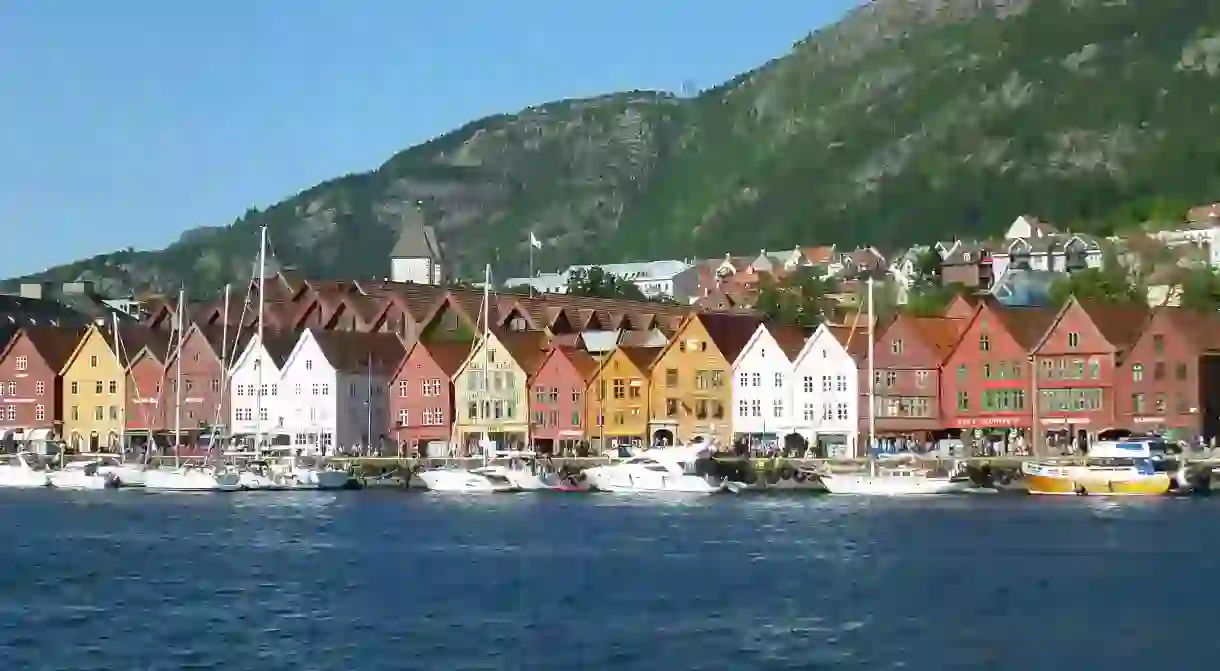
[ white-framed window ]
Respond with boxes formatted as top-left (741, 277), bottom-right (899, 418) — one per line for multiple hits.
top-left (398, 409), bottom-right (408, 426)
top-left (738, 372), bottom-right (748, 387)
top-left (822, 376), bottom-right (832, 392)
top-left (305, 359), bottom-right (313, 371)
top-left (803, 403), bottom-right (815, 421)
top-left (14, 356), bottom-right (26, 371)
top-left (836, 375), bottom-right (847, 392)
top-left (773, 373), bottom-right (783, 388)
top-left (34, 404), bottom-right (44, 421)
top-left (751, 372), bottom-right (761, 387)
top-left (311, 384), bottom-right (319, 396)
top-left (773, 399), bottom-right (783, 418)
top-left (803, 376), bottom-right (814, 393)
top-left (751, 400), bottom-right (761, 417)
top-left (35, 381), bottom-right (44, 396)
top-left (836, 403), bottom-right (849, 421)
top-left (398, 380), bottom-right (408, 397)
top-left (738, 400), bottom-right (748, 417)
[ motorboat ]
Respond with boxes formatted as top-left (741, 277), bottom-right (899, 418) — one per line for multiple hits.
top-left (1022, 439), bottom-right (1171, 496)
top-left (78, 453), bottom-right (149, 487)
top-left (818, 461), bottom-right (975, 495)
top-left (0, 452), bottom-right (51, 488)
top-left (581, 444), bottom-right (743, 494)
top-left (416, 465), bottom-right (518, 493)
top-left (49, 459), bottom-right (120, 490)
top-left (262, 448), bottom-right (351, 490)
top-left (486, 452), bottom-right (564, 491)
top-left (144, 463), bottom-right (243, 492)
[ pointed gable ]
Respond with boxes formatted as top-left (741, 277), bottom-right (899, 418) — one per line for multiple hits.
top-left (694, 312), bottom-right (763, 363)
top-left (1034, 297), bottom-right (1150, 360)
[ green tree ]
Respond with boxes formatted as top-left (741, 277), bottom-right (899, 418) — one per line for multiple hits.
top-left (565, 267), bottom-right (647, 300)
top-left (1047, 266), bottom-right (1144, 307)
top-left (1178, 266), bottom-right (1220, 311)
top-left (756, 269), bottom-right (837, 328)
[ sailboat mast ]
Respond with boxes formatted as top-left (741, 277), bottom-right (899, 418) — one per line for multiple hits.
top-left (113, 311), bottom-right (124, 456)
top-left (255, 225), bottom-right (267, 457)
top-left (866, 277), bottom-right (876, 471)
top-left (481, 264), bottom-right (492, 464)
top-left (366, 350), bottom-right (373, 451)
top-left (219, 283), bottom-right (230, 449)
top-left (174, 288), bottom-right (184, 467)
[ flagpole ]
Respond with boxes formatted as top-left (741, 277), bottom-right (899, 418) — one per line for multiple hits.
top-left (529, 234), bottom-right (534, 298)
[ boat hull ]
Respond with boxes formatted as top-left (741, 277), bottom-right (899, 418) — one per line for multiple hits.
top-left (583, 468), bottom-right (728, 494)
top-left (417, 469), bottom-right (517, 493)
top-left (49, 471), bottom-right (118, 490)
top-left (98, 465), bottom-right (147, 487)
top-left (0, 471), bottom-right (50, 488)
top-left (145, 468), bottom-right (242, 492)
top-left (1026, 472), bottom-right (1171, 496)
top-left (820, 474), bottom-right (974, 496)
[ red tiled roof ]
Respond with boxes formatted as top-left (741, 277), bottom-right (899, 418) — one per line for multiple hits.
top-left (828, 325), bottom-right (871, 363)
top-left (309, 329), bottom-right (405, 375)
top-left (496, 331), bottom-right (552, 377)
top-left (619, 345), bottom-right (664, 373)
top-left (696, 312), bottom-right (763, 362)
top-left (1075, 299), bottom-right (1150, 353)
top-left (419, 340), bottom-right (477, 378)
top-left (768, 324), bottom-right (812, 361)
top-left (907, 316), bottom-right (967, 362)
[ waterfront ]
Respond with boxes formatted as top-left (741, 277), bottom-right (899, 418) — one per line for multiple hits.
top-left (0, 491), bottom-right (1216, 670)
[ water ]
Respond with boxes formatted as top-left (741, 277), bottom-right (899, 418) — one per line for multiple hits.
top-left (0, 490), bottom-right (1215, 670)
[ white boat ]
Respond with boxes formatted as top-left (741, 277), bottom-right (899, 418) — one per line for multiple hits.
top-left (144, 464), bottom-right (243, 492)
top-left (487, 452), bottom-right (564, 491)
top-left (261, 448), bottom-right (351, 490)
top-left (49, 459), bottom-right (119, 490)
top-left (417, 465), bottom-right (518, 492)
top-left (1021, 439), bottom-right (1171, 496)
top-left (818, 462), bottom-right (975, 496)
top-left (78, 453), bottom-right (148, 487)
top-left (0, 452), bottom-right (51, 488)
top-left (582, 444), bottom-right (742, 494)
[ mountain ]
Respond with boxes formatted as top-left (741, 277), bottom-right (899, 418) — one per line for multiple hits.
top-left (16, 0), bottom-right (1220, 296)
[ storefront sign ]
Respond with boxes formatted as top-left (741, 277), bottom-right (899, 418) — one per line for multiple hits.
top-left (1040, 417), bottom-right (1091, 426)
top-left (954, 417), bottom-right (1024, 428)
top-left (1132, 416), bottom-right (1165, 424)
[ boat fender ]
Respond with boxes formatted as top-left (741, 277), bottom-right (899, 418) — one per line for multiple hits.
top-left (998, 472), bottom-right (1014, 487)
top-left (778, 465), bottom-right (795, 480)
top-left (1075, 484), bottom-right (1088, 496)
top-left (793, 469), bottom-right (807, 483)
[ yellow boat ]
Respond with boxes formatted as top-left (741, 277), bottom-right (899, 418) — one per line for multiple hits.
top-left (1021, 440), bottom-right (1171, 496)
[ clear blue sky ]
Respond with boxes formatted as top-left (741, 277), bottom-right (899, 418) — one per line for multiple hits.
top-left (0, 0), bottom-right (859, 276)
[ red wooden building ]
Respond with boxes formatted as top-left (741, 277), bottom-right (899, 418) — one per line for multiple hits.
top-left (530, 346), bottom-right (598, 454)
top-left (0, 326), bottom-right (83, 442)
top-left (1114, 308), bottom-right (1217, 441)
top-left (125, 336), bottom-right (173, 439)
top-left (868, 314), bottom-right (965, 444)
top-left (387, 340), bottom-right (471, 456)
top-left (940, 298), bottom-right (1058, 454)
top-left (1031, 297), bottom-right (1149, 452)
top-left (167, 324), bottom-right (247, 437)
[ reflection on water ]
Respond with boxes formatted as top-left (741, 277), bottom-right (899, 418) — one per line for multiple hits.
top-left (0, 490), bottom-right (1214, 670)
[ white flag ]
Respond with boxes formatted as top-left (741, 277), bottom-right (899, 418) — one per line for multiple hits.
top-left (529, 232), bottom-right (542, 250)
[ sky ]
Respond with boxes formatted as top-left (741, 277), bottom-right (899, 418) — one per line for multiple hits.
top-left (0, 0), bottom-right (859, 276)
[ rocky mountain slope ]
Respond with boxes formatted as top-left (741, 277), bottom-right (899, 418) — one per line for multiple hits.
top-left (15, 0), bottom-right (1220, 295)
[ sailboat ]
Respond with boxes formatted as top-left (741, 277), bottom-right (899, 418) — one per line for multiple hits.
top-left (416, 265), bottom-right (517, 493)
top-left (145, 287), bottom-right (242, 492)
top-left (817, 277), bottom-right (973, 496)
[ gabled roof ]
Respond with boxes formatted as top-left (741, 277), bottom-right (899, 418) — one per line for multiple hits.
top-left (693, 312), bottom-right (763, 362)
top-left (536, 346), bottom-right (600, 385)
top-left (1075, 300), bottom-right (1150, 354)
top-left (390, 206), bottom-right (444, 260)
top-left (0, 326), bottom-right (84, 373)
top-left (770, 325), bottom-right (812, 361)
top-left (229, 329), bottom-right (299, 373)
top-left (620, 345), bottom-right (664, 373)
top-left (391, 339), bottom-right (477, 383)
top-left (828, 324), bottom-right (872, 364)
top-left (307, 329), bottom-right (406, 376)
top-left (989, 303), bottom-right (1059, 351)
top-left (496, 331), bottom-right (552, 378)
top-left (905, 316), bottom-right (967, 363)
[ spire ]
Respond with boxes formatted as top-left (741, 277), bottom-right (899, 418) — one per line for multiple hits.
top-left (390, 201), bottom-right (443, 261)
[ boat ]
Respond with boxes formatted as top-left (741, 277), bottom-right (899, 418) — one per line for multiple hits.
top-left (486, 452), bottom-right (564, 490)
top-left (0, 452), bottom-right (51, 488)
top-left (818, 460), bottom-right (975, 495)
top-left (144, 463), bottom-right (243, 492)
top-left (416, 464), bottom-right (518, 492)
top-left (1021, 439), bottom-right (1172, 496)
top-left (581, 444), bottom-right (743, 494)
top-left (49, 459), bottom-right (120, 490)
top-left (78, 453), bottom-right (149, 487)
top-left (416, 265), bottom-right (521, 494)
top-left (261, 447), bottom-right (351, 490)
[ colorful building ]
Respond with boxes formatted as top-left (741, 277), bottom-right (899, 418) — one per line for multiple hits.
top-left (387, 340), bottom-right (471, 457)
top-left (587, 345), bottom-right (662, 454)
top-left (529, 346), bottom-right (598, 455)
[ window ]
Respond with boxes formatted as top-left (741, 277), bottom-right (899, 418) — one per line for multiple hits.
top-left (571, 390), bottom-right (581, 403)
top-left (1152, 334), bottom-right (1165, 354)
top-left (773, 399), bottom-right (783, 418)
top-left (836, 375), bottom-right (847, 392)
top-left (5, 406), bottom-right (13, 421)
top-left (822, 403), bottom-right (833, 421)
top-left (321, 384), bottom-right (329, 396)
top-left (1131, 393), bottom-right (1145, 413)
top-left (803, 403), bottom-right (815, 421)
top-left (738, 372), bottom-right (749, 387)
top-left (94, 406), bottom-right (103, 420)
top-left (750, 372), bottom-right (761, 387)
top-left (108, 380), bottom-right (117, 394)
top-left (398, 380), bottom-right (408, 397)
top-left (774, 373), bottom-right (783, 388)
top-left (398, 409), bottom-right (408, 426)
top-left (1131, 364), bottom-right (1144, 382)
top-left (738, 400), bottom-right (748, 417)
top-left (956, 391), bottom-right (969, 411)
top-left (885, 371), bottom-right (897, 387)
top-left (94, 381), bottom-right (103, 394)
top-left (424, 379), bottom-right (442, 396)
top-left (803, 376), bottom-right (814, 393)
top-left (979, 334), bottom-right (990, 352)
top-left (295, 384), bottom-right (302, 396)
top-left (751, 400), bottom-right (761, 417)
top-left (305, 359), bottom-right (313, 371)
top-left (311, 384), bottom-right (320, 396)
top-left (109, 405), bottom-right (118, 420)
top-left (915, 370), bottom-right (929, 387)
top-left (1088, 358), bottom-right (1100, 379)
top-left (34, 404), bottom-right (44, 421)
top-left (70, 381), bottom-right (78, 395)
top-left (665, 368), bottom-right (678, 387)
top-left (983, 363), bottom-right (991, 379)
top-left (957, 364), bottom-right (967, 381)
top-left (71, 406), bottom-right (78, 421)
top-left (260, 407), bottom-right (268, 422)
top-left (14, 356), bottom-right (26, 371)
top-left (1154, 393), bottom-right (1166, 414)
top-left (1175, 363), bottom-right (1187, 381)
top-left (572, 412), bottom-right (581, 426)
top-left (822, 376), bottom-right (832, 392)
top-left (35, 381), bottom-right (44, 396)
top-left (210, 379), bottom-right (221, 393)
top-left (891, 339), bottom-right (903, 354)
top-left (90, 355), bottom-right (98, 368)
top-left (260, 384), bottom-right (267, 397)
top-left (1067, 332), bottom-right (1080, 348)
top-left (1177, 394), bottom-right (1189, 413)
top-left (836, 403), bottom-right (848, 421)
top-left (1153, 362), bottom-right (1165, 381)
top-left (613, 379), bottom-right (625, 399)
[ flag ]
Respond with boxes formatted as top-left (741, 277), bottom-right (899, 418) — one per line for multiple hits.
top-left (529, 232), bottom-right (542, 250)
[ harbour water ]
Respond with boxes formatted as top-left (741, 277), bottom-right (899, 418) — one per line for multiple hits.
top-left (0, 490), bottom-right (1215, 670)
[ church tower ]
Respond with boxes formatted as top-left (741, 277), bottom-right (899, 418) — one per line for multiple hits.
top-left (389, 203), bottom-right (445, 284)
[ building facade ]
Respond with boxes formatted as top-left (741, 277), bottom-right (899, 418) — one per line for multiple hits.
top-left (0, 326), bottom-right (81, 444)
top-left (1113, 308), bottom-right (1205, 440)
top-left (792, 324), bottom-right (865, 458)
top-left (387, 340), bottom-right (470, 457)
top-left (228, 332), bottom-right (297, 448)
top-left (587, 345), bottom-right (661, 453)
top-left (529, 347), bottom-right (597, 454)
top-left (60, 325), bottom-right (126, 451)
top-left (452, 332), bottom-right (548, 454)
top-left (731, 324), bottom-right (808, 451)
